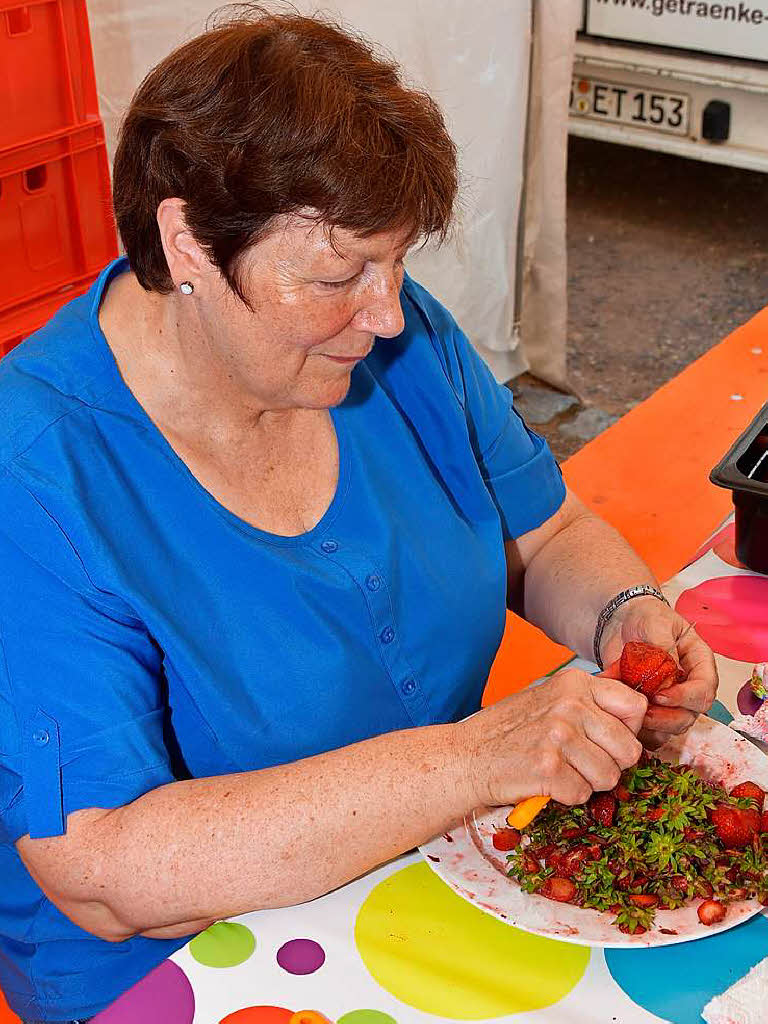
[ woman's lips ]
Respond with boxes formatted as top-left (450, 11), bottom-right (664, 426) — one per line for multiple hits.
top-left (323, 351), bottom-right (369, 364)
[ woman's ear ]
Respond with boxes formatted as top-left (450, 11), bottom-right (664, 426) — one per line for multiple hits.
top-left (156, 198), bottom-right (208, 289)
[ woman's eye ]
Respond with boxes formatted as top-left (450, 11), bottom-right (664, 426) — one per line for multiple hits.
top-left (319, 274), bottom-right (358, 289)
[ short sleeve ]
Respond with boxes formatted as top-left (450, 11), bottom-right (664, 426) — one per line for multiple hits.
top-left (402, 276), bottom-right (566, 539)
top-left (0, 468), bottom-right (175, 843)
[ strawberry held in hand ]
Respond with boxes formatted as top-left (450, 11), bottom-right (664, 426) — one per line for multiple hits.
top-left (618, 641), bottom-right (684, 698)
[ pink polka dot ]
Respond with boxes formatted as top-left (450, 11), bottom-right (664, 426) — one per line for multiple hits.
top-left (276, 938), bottom-right (325, 975)
top-left (676, 576), bottom-right (768, 662)
top-left (92, 961), bottom-right (194, 1023)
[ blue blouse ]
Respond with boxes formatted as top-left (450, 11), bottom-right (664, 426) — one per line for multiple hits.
top-left (0, 258), bottom-right (565, 1020)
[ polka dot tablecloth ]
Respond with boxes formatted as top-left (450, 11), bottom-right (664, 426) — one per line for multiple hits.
top-left (93, 516), bottom-right (767, 1024)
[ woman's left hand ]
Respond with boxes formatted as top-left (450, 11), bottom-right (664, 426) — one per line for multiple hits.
top-left (599, 596), bottom-right (718, 748)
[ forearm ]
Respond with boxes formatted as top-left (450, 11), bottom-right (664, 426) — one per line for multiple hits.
top-left (44, 722), bottom-right (470, 940)
top-left (522, 509), bottom-right (659, 660)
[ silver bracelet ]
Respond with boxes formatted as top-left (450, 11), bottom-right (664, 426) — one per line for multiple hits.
top-left (593, 585), bottom-right (669, 669)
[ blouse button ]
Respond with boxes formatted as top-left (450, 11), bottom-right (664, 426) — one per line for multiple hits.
top-left (401, 678), bottom-right (417, 695)
top-left (379, 627), bottom-right (395, 645)
top-left (366, 573), bottom-right (382, 591)
top-left (32, 729), bottom-right (50, 746)
top-left (320, 539), bottom-right (338, 554)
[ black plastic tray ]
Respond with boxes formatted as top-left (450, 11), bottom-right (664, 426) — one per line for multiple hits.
top-left (710, 401), bottom-right (768, 574)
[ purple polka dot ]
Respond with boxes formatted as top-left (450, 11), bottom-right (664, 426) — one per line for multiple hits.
top-left (92, 960), bottom-right (194, 1023)
top-left (737, 681), bottom-right (764, 716)
top-left (276, 937), bottom-right (326, 975)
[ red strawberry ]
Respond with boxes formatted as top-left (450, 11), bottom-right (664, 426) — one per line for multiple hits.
top-left (761, 811), bottom-right (768, 834)
top-left (540, 877), bottom-right (576, 903)
top-left (492, 828), bottom-right (521, 851)
top-left (697, 899), bottom-right (726, 925)
top-left (618, 922), bottom-right (647, 935)
top-left (613, 782), bottom-right (632, 801)
top-left (710, 805), bottom-right (761, 848)
top-left (589, 794), bottom-right (617, 827)
top-left (628, 894), bottom-right (658, 908)
top-left (619, 641), bottom-right (683, 698)
top-left (544, 848), bottom-right (564, 871)
top-left (559, 847), bottom-right (590, 877)
top-left (521, 853), bottom-right (541, 873)
top-left (561, 826), bottom-right (588, 839)
top-left (683, 826), bottom-right (705, 841)
top-left (531, 843), bottom-right (556, 862)
top-left (730, 782), bottom-right (765, 809)
top-left (671, 875), bottom-right (689, 893)
top-left (647, 807), bottom-right (665, 822)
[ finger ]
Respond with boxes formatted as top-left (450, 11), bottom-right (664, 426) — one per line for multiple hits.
top-left (591, 676), bottom-right (648, 736)
top-left (643, 704), bottom-right (698, 735)
top-left (677, 628), bottom-right (716, 671)
top-left (563, 736), bottom-right (624, 793)
top-left (598, 658), bottom-right (623, 681)
top-left (638, 728), bottom-right (668, 750)
top-left (547, 763), bottom-right (594, 807)
top-left (653, 678), bottom-right (715, 713)
top-left (584, 705), bottom-right (643, 770)
top-left (675, 630), bottom-right (717, 683)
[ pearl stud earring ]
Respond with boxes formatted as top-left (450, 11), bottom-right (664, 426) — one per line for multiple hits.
top-left (179, 281), bottom-right (194, 295)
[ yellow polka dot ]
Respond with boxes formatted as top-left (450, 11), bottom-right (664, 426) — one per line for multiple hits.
top-left (355, 863), bottom-right (589, 1019)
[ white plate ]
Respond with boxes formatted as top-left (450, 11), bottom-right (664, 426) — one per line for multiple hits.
top-left (420, 716), bottom-right (768, 947)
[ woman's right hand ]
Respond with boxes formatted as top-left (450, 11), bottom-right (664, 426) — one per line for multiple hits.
top-left (457, 668), bottom-right (647, 810)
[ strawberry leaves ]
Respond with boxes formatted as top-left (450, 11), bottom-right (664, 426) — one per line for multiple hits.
top-left (504, 755), bottom-right (768, 934)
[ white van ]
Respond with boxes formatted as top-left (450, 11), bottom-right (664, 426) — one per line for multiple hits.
top-left (571, 0), bottom-right (768, 171)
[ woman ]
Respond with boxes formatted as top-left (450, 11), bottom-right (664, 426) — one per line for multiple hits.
top-left (0, 10), bottom-right (716, 1023)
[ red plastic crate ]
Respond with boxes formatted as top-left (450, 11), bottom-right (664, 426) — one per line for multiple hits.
top-left (0, 0), bottom-right (100, 152)
top-left (0, 272), bottom-right (98, 357)
top-left (0, 121), bottom-right (118, 313)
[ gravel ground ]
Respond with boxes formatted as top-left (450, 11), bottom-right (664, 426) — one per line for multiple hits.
top-left (514, 136), bottom-right (768, 462)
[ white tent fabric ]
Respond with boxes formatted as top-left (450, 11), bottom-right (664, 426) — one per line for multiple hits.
top-left (86, 0), bottom-right (579, 385)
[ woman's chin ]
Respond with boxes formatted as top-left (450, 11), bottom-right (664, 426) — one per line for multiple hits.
top-left (300, 372), bottom-right (354, 410)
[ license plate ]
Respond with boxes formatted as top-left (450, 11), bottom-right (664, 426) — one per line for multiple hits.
top-left (570, 76), bottom-right (690, 136)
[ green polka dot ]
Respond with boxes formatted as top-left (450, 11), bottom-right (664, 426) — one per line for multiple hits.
top-left (355, 863), bottom-right (589, 1019)
top-left (337, 1013), bottom-right (397, 1024)
top-left (189, 921), bottom-right (255, 967)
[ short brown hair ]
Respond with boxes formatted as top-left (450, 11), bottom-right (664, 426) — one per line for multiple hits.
top-left (113, 5), bottom-right (458, 299)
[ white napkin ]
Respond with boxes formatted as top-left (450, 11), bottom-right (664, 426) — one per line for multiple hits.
top-left (701, 955), bottom-right (768, 1024)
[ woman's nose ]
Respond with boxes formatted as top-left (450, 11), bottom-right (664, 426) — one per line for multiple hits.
top-left (355, 276), bottom-right (406, 338)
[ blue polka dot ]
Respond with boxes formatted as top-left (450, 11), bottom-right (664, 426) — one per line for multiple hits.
top-left (707, 699), bottom-right (733, 726)
top-left (606, 912), bottom-right (768, 1023)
